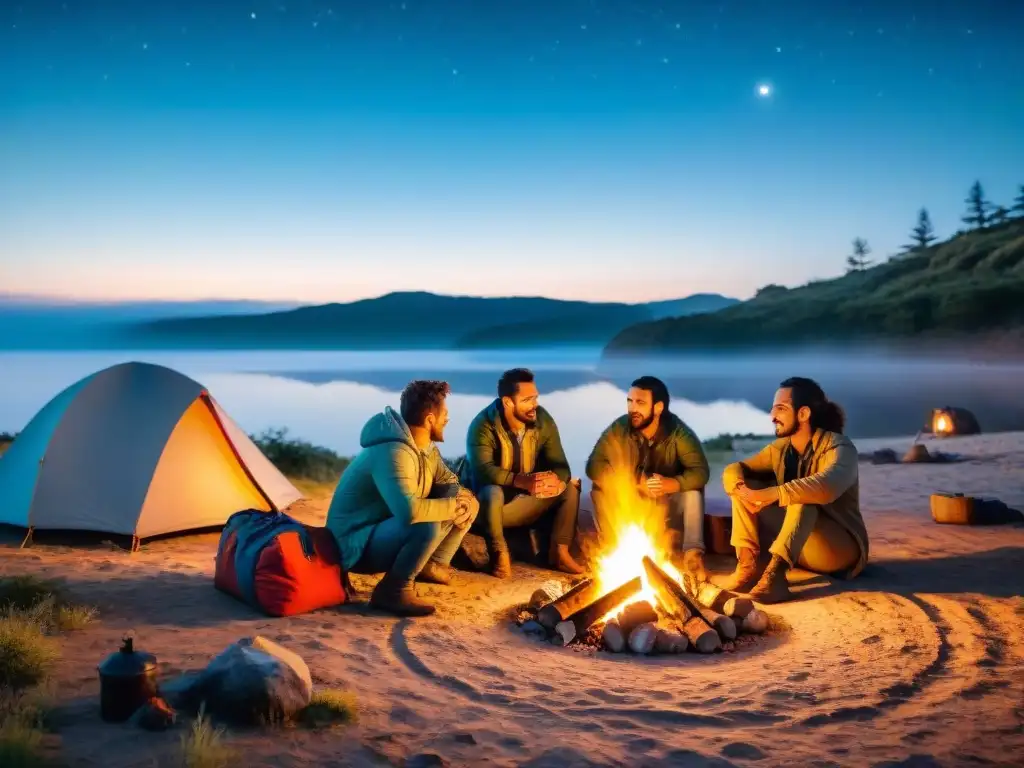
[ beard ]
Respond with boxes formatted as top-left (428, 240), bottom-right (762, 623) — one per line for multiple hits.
top-left (774, 419), bottom-right (797, 438)
top-left (629, 411), bottom-right (655, 432)
top-left (516, 406), bottom-right (538, 425)
top-left (431, 425), bottom-right (446, 443)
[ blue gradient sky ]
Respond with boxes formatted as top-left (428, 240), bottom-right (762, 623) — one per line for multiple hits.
top-left (2, 1), bottom-right (1023, 303)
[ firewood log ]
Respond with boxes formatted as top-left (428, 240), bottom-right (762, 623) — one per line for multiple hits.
top-left (692, 582), bottom-right (754, 619)
top-left (536, 578), bottom-right (599, 629)
top-left (553, 621), bottom-right (577, 646)
top-left (699, 607), bottom-right (737, 641)
top-left (564, 576), bottom-right (643, 635)
top-left (602, 619), bottom-right (626, 652)
top-left (655, 629), bottom-right (688, 654)
top-left (641, 556), bottom-right (715, 631)
top-left (682, 616), bottom-right (721, 653)
top-left (740, 608), bottom-right (769, 634)
top-left (628, 622), bottom-right (658, 655)
top-left (616, 600), bottom-right (659, 635)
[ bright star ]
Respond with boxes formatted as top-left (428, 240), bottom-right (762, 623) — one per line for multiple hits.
top-left (757, 84), bottom-right (772, 97)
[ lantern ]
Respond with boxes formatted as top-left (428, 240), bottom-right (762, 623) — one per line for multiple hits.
top-left (929, 407), bottom-right (981, 438)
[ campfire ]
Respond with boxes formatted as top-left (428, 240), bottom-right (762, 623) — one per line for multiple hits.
top-left (516, 460), bottom-right (769, 655)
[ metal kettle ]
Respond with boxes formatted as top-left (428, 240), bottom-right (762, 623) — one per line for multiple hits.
top-left (97, 635), bottom-right (159, 722)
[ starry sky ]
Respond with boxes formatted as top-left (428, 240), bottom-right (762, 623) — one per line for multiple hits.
top-left (2, 1), bottom-right (1023, 304)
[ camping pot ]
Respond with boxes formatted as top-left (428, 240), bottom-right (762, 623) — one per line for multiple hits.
top-left (97, 636), bottom-right (159, 722)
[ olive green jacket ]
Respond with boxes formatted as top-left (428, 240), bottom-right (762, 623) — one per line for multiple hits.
top-left (461, 399), bottom-right (571, 492)
top-left (585, 412), bottom-right (710, 492)
top-left (722, 429), bottom-right (869, 578)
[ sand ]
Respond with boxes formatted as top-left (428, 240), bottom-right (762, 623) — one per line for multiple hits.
top-left (2, 431), bottom-right (1023, 767)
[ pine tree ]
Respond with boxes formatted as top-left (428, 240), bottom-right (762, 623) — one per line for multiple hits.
top-left (903, 207), bottom-right (937, 252)
top-left (1012, 184), bottom-right (1024, 218)
top-left (846, 237), bottom-right (873, 272)
top-left (962, 180), bottom-right (991, 229)
top-left (991, 205), bottom-right (1010, 226)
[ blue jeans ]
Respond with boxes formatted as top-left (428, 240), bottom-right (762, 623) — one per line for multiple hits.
top-left (474, 482), bottom-right (580, 554)
top-left (591, 488), bottom-right (706, 552)
top-left (353, 517), bottom-right (468, 583)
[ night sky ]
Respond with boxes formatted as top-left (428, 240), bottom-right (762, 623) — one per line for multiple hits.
top-left (2, 1), bottom-right (1022, 303)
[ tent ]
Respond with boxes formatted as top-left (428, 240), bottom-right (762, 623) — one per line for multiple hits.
top-left (0, 361), bottom-right (302, 548)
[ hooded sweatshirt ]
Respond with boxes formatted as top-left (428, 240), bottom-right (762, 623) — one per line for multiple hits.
top-left (325, 406), bottom-right (462, 570)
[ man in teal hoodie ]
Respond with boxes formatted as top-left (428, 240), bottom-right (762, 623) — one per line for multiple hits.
top-left (326, 380), bottom-right (479, 617)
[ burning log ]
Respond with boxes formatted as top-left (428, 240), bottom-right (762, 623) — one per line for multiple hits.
top-left (536, 578), bottom-right (599, 629)
top-left (616, 600), bottom-right (659, 636)
top-left (602, 619), bottom-right (626, 652)
top-left (564, 576), bottom-right (644, 636)
top-left (692, 582), bottom-right (755, 620)
top-left (642, 556), bottom-right (721, 653)
top-left (741, 608), bottom-right (769, 634)
top-left (628, 622), bottom-right (658, 655)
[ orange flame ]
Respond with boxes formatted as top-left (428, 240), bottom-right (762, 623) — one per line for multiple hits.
top-left (587, 440), bottom-right (684, 620)
top-left (934, 413), bottom-right (951, 434)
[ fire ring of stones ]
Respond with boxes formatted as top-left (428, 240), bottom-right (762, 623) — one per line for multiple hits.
top-left (514, 556), bottom-right (772, 656)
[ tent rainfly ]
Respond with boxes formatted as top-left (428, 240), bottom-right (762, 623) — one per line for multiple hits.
top-left (0, 361), bottom-right (302, 549)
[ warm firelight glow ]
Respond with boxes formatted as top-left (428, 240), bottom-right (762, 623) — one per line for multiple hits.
top-left (934, 414), bottom-right (951, 434)
top-left (589, 442), bottom-right (685, 620)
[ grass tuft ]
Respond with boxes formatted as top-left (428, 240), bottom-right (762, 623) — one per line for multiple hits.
top-left (0, 612), bottom-right (59, 691)
top-left (180, 705), bottom-right (235, 768)
top-left (298, 688), bottom-right (359, 729)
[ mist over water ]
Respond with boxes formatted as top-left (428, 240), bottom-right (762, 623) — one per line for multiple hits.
top-left (1, 348), bottom-right (1022, 472)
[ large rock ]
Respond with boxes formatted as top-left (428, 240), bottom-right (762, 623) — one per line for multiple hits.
top-left (176, 636), bottom-right (312, 725)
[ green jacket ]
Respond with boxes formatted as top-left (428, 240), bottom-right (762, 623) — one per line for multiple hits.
top-left (721, 429), bottom-right (869, 579)
top-left (462, 399), bottom-right (571, 492)
top-left (585, 412), bottom-right (710, 492)
top-left (325, 406), bottom-right (463, 571)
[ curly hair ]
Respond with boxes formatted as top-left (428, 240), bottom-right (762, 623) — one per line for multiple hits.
top-left (779, 376), bottom-right (845, 434)
top-left (400, 379), bottom-right (451, 427)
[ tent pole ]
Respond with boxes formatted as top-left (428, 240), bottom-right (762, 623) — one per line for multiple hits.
top-left (131, 535), bottom-right (140, 553)
top-left (19, 527), bottom-right (33, 548)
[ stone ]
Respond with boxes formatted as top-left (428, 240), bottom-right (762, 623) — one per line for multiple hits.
top-left (529, 587), bottom-right (557, 611)
top-left (654, 629), bottom-right (689, 654)
top-left (741, 609), bottom-right (769, 634)
top-left (602, 619), bottom-right (626, 653)
top-left (130, 696), bottom-right (177, 731)
top-left (520, 620), bottom-right (548, 638)
top-left (175, 636), bottom-right (312, 725)
top-left (903, 444), bottom-right (931, 463)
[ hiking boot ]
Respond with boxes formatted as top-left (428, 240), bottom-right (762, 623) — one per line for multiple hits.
top-left (417, 561), bottom-right (453, 586)
top-left (748, 555), bottom-right (793, 604)
top-left (490, 549), bottom-right (512, 579)
top-left (680, 548), bottom-right (709, 595)
top-left (719, 547), bottom-right (763, 593)
top-left (369, 577), bottom-right (436, 617)
top-left (549, 543), bottom-right (585, 575)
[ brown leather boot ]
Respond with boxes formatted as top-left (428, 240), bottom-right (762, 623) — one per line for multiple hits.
top-left (416, 561), bottom-right (452, 586)
top-left (490, 549), bottom-right (512, 579)
top-left (680, 548), bottom-right (709, 595)
top-left (748, 555), bottom-right (793, 604)
top-left (719, 547), bottom-right (763, 593)
top-left (370, 576), bottom-right (436, 617)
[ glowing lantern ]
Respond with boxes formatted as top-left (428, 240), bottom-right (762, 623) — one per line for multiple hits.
top-left (929, 407), bottom-right (981, 438)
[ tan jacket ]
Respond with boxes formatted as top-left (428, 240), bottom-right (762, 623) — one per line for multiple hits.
top-left (722, 429), bottom-right (869, 578)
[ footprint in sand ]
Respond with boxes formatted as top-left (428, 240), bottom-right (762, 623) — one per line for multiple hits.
top-left (722, 742), bottom-right (766, 760)
top-left (788, 671), bottom-right (811, 682)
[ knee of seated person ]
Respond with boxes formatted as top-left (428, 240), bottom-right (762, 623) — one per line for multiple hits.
top-left (560, 479), bottom-right (579, 501)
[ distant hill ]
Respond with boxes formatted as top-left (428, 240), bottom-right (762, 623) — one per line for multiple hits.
top-left (603, 220), bottom-right (1024, 356)
top-left (453, 293), bottom-right (738, 348)
top-left (122, 291), bottom-right (740, 350)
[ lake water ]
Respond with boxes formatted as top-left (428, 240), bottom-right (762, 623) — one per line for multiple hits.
top-left (2, 349), bottom-right (1023, 472)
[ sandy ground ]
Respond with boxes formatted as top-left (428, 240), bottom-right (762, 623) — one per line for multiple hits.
top-left (2, 431), bottom-right (1023, 768)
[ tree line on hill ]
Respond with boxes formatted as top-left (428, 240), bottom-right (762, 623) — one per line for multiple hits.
top-left (845, 181), bottom-right (1024, 272)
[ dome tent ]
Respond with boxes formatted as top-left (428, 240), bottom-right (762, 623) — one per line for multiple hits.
top-left (0, 361), bottom-right (302, 549)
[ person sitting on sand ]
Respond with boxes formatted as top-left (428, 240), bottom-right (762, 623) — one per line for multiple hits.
top-left (720, 376), bottom-right (869, 604)
top-left (325, 380), bottom-right (479, 617)
top-left (462, 368), bottom-right (585, 579)
top-left (586, 375), bottom-right (711, 592)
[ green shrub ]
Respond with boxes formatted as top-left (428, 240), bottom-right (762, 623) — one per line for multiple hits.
top-left (0, 613), bottom-right (58, 691)
top-left (249, 427), bottom-right (350, 483)
top-left (298, 689), bottom-right (359, 728)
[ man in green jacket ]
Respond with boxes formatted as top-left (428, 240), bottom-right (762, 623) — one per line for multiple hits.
top-left (719, 376), bottom-right (869, 604)
top-left (325, 380), bottom-right (479, 617)
top-left (585, 376), bottom-right (711, 592)
top-left (463, 368), bottom-right (584, 579)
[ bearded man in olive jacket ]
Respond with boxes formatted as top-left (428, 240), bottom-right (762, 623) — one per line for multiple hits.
top-left (462, 368), bottom-right (584, 579)
top-left (586, 376), bottom-right (711, 592)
